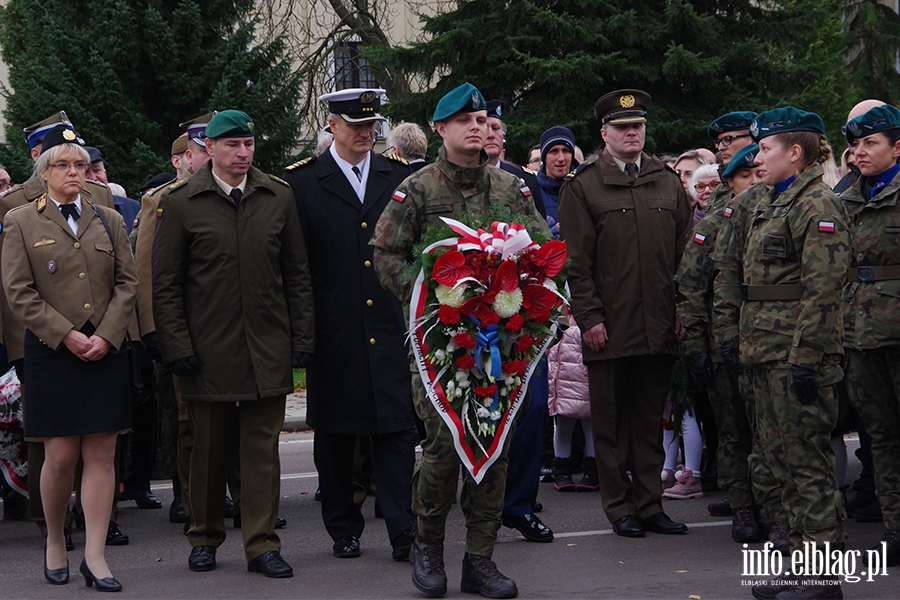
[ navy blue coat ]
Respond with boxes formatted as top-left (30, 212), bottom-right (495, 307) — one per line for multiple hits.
top-left (283, 151), bottom-right (414, 435)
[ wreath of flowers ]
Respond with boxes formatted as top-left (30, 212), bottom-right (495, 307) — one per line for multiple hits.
top-left (409, 213), bottom-right (568, 479)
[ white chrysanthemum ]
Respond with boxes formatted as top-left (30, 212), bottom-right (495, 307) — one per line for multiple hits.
top-left (543, 278), bottom-right (558, 292)
top-left (455, 387), bottom-right (463, 398)
top-left (434, 349), bottom-right (447, 361)
top-left (493, 288), bottom-right (523, 318)
top-left (435, 284), bottom-right (467, 308)
top-left (475, 406), bottom-right (490, 418)
top-left (489, 410), bottom-right (502, 422)
top-left (504, 376), bottom-right (515, 386)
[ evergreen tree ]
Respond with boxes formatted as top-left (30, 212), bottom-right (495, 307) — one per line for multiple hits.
top-left (0, 0), bottom-right (302, 194)
top-left (845, 0), bottom-right (900, 102)
top-left (370, 0), bottom-right (854, 161)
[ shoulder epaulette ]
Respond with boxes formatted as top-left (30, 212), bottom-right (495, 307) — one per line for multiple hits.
top-left (6, 202), bottom-right (30, 214)
top-left (523, 167), bottom-right (537, 176)
top-left (269, 174), bottom-right (289, 187)
top-left (87, 179), bottom-right (107, 188)
top-left (168, 178), bottom-right (189, 191)
top-left (665, 163), bottom-right (679, 176)
top-left (384, 152), bottom-right (409, 166)
top-left (0, 183), bottom-right (23, 198)
top-left (285, 156), bottom-right (315, 171)
top-left (36, 193), bottom-right (47, 212)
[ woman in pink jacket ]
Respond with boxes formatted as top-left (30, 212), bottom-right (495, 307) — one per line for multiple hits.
top-left (547, 324), bottom-right (598, 491)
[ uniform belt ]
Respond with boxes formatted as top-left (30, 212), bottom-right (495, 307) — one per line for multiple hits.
top-left (848, 265), bottom-right (900, 282)
top-left (740, 284), bottom-right (803, 301)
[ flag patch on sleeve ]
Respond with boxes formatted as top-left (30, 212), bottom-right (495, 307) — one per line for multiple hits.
top-left (724, 207), bottom-right (733, 218)
top-left (693, 233), bottom-right (706, 245)
top-left (521, 186), bottom-right (532, 197)
top-left (392, 191), bottom-right (406, 203)
top-left (818, 221), bottom-right (835, 233)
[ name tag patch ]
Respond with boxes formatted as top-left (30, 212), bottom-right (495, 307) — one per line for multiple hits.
top-left (424, 203), bottom-right (455, 215)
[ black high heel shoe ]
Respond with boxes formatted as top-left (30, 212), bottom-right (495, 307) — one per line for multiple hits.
top-left (43, 543), bottom-right (69, 585)
top-left (79, 558), bottom-right (122, 592)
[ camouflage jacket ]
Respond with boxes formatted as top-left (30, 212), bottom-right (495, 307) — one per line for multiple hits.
top-left (738, 165), bottom-right (850, 382)
top-left (371, 145), bottom-right (549, 304)
top-left (675, 183), bottom-right (735, 359)
top-left (709, 183), bottom-right (771, 348)
top-left (840, 172), bottom-right (900, 349)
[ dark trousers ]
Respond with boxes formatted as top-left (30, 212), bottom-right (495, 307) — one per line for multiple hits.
top-left (587, 354), bottom-right (675, 523)
top-left (503, 358), bottom-right (548, 517)
top-left (314, 429), bottom-right (417, 546)
top-left (187, 397), bottom-right (284, 561)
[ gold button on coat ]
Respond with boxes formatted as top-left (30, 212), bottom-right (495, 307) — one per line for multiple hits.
top-left (366, 299), bottom-right (373, 306)
top-left (74, 242), bottom-right (81, 249)
top-left (361, 222), bottom-right (368, 229)
top-left (84, 303), bottom-right (91, 310)
top-left (364, 260), bottom-right (371, 268)
top-left (369, 338), bottom-right (376, 345)
top-left (78, 272), bottom-right (86, 279)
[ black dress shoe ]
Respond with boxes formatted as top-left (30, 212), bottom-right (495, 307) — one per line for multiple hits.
top-left (128, 490), bottom-right (162, 509)
top-left (188, 545), bottom-right (216, 572)
top-left (65, 527), bottom-right (74, 551)
top-left (105, 521), bottom-right (129, 546)
top-left (641, 512), bottom-right (688, 534)
top-left (79, 558), bottom-right (122, 592)
top-left (502, 513), bottom-right (554, 543)
top-left (333, 535), bottom-right (361, 558)
top-left (314, 487), bottom-right (321, 502)
top-left (532, 501), bottom-right (543, 513)
top-left (169, 497), bottom-right (186, 523)
top-left (391, 528), bottom-right (416, 561)
top-left (612, 515), bottom-right (645, 538)
top-left (247, 550), bottom-right (293, 578)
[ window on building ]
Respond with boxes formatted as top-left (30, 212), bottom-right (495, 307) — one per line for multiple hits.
top-left (334, 41), bottom-right (377, 90)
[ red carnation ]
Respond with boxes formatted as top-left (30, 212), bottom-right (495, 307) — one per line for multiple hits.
top-left (503, 359), bottom-right (526, 376)
top-left (453, 333), bottom-right (476, 349)
top-left (456, 355), bottom-right (476, 370)
top-left (480, 311), bottom-right (501, 326)
top-left (474, 384), bottom-right (498, 398)
top-left (516, 335), bottom-right (535, 352)
top-left (505, 313), bottom-right (524, 332)
top-left (438, 305), bottom-right (460, 325)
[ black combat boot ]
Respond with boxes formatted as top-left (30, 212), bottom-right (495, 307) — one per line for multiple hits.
top-left (460, 553), bottom-right (517, 599)
top-left (731, 505), bottom-right (762, 543)
top-left (769, 520), bottom-right (791, 554)
top-left (708, 495), bottom-right (733, 517)
top-left (411, 535), bottom-right (447, 597)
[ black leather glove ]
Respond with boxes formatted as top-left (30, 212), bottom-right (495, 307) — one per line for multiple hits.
top-left (142, 332), bottom-right (160, 362)
top-left (168, 356), bottom-right (200, 377)
top-left (687, 352), bottom-right (714, 391)
top-left (292, 351), bottom-right (313, 369)
top-left (790, 365), bottom-right (818, 405)
top-left (720, 340), bottom-right (742, 374)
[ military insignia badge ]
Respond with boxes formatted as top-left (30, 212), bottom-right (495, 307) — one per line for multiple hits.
top-left (360, 91), bottom-right (377, 104)
top-left (847, 121), bottom-right (862, 138)
top-left (62, 129), bottom-right (76, 141)
top-left (711, 122), bottom-right (723, 133)
top-left (33, 237), bottom-right (56, 247)
top-left (37, 194), bottom-right (47, 212)
top-left (247, 121), bottom-right (254, 132)
top-left (156, 207), bottom-right (164, 218)
top-left (619, 95), bottom-right (635, 109)
top-left (47, 260), bottom-right (57, 274)
top-left (749, 120), bottom-right (759, 138)
top-left (471, 93), bottom-right (482, 109)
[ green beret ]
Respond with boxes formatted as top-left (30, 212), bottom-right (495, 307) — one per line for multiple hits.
top-left (721, 144), bottom-right (759, 178)
top-left (593, 89), bottom-right (651, 125)
top-left (844, 104), bottom-right (900, 143)
top-left (708, 111), bottom-right (758, 140)
top-left (205, 110), bottom-right (255, 139)
top-left (432, 83), bottom-right (486, 123)
top-left (750, 107), bottom-right (824, 141)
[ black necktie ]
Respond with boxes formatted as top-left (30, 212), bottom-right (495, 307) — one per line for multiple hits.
top-left (59, 204), bottom-right (80, 222)
top-left (625, 163), bottom-right (638, 179)
top-left (229, 188), bottom-right (242, 207)
top-left (352, 166), bottom-right (362, 182)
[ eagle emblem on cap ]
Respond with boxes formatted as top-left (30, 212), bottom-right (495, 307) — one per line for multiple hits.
top-left (749, 120), bottom-right (759, 137)
top-left (63, 129), bottom-right (76, 141)
top-left (247, 121), bottom-right (254, 132)
top-left (471, 93), bottom-right (482, 108)
top-left (711, 122), bottom-right (723, 133)
top-left (619, 95), bottom-right (635, 109)
top-left (360, 91), bottom-right (377, 104)
top-left (847, 121), bottom-right (862, 137)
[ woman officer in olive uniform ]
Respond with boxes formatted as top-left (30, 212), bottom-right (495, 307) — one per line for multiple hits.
top-left (1, 125), bottom-right (137, 591)
top-left (741, 108), bottom-right (851, 600)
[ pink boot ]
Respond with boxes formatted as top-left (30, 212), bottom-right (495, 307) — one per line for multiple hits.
top-left (661, 468), bottom-right (677, 492)
top-left (662, 469), bottom-right (703, 499)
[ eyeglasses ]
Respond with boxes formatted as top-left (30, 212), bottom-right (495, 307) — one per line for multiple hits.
top-left (0, 181), bottom-right (10, 191)
top-left (694, 181), bottom-right (720, 193)
top-left (527, 158), bottom-right (541, 165)
top-left (50, 162), bottom-right (88, 172)
top-left (714, 134), bottom-right (750, 148)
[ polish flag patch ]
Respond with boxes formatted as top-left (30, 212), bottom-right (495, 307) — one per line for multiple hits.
top-left (693, 233), bottom-right (706, 245)
top-left (724, 207), bottom-right (733, 218)
top-left (818, 221), bottom-right (835, 233)
top-left (392, 190), bottom-right (407, 203)
top-left (521, 186), bottom-right (532, 197)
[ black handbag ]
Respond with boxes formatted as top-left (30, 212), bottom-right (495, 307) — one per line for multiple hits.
top-left (93, 205), bottom-right (150, 409)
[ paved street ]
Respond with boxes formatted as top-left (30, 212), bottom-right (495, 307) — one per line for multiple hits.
top-left (0, 431), bottom-right (894, 599)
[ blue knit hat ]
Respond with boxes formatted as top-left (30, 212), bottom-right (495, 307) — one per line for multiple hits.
top-left (539, 126), bottom-right (577, 165)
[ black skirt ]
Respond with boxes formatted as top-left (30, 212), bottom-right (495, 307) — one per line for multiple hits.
top-left (23, 325), bottom-right (131, 438)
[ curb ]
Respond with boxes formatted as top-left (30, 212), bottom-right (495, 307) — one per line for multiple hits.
top-left (282, 416), bottom-right (309, 432)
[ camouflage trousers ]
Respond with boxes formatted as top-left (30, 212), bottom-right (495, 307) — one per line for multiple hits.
top-left (411, 372), bottom-right (512, 557)
top-left (846, 348), bottom-right (900, 530)
top-left (750, 364), bottom-right (846, 545)
top-left (709, 365), bottom-right (779, 512)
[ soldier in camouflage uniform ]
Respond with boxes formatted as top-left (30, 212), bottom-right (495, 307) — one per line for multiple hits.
top-left (371, 83), bottom-right (548, 600)
top-left (740, 108), bottom-right (850, 600)
top-left (839, 104), bottom-right (900, 567)
top-left (676, 137), bottom-right (765, 543)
